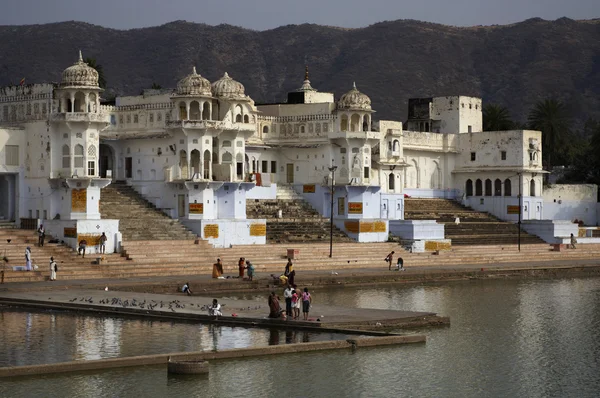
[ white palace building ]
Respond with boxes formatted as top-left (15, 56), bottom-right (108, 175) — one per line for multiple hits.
top-left (0, 52), bottom-right (596, 251)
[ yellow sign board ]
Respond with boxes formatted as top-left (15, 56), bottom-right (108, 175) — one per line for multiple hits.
top-left (302, 184), bottom-right (316, 193)
top-left (64, 227), bottom-right (77, 238)
top-left (250, 223), bottom-right (267, 236)
top-left (348, 202), bottom-right (363, 215)
top-left (71, 189), bottom-right (87, 212)
top-left (374, 221), bottom-right (387, 233)
top-left (77, 234), bottom-right (102, 246)
top-left (189, 203), bottom-right (204, 214)
top-left (507, 205), bottom-right (521, 215)
top-left (344, 221), bottom-right (360, 234)
top-left (360, 222), bottom-right (374, 233)
top-left (204, 224), bottom-right (219, 238)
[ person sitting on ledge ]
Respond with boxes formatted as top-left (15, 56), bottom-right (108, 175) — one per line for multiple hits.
top-left (78, 240), bottom-right (87, 258)
top-left (182, 282), bottom-right (192, 296)
top-left (209, 299), bottom-right (222, 317)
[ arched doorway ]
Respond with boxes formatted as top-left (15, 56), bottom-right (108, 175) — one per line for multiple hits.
top-left (179, 150), bottom-right (188, 180)
top-left (203, 150), bottom-right (211, 180)
top-left (475, 179), bottom-right (482, 196)
top-left (494, 179), bottom-right (502, 196)
top-left (465, 179), bottom-right (473, 197)
top-left (504, 179), bottom-right (512, 196)
top-left (191, 149), bottom-right (200, 178)
top-left (99, 144), bottom-right (115, 179)
top-left (530, 179), bottom-right (536, 196)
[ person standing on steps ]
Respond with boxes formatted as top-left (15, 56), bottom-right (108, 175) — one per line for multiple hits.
top-left (78, 239), bottom-right (87, 258)
top-left (284, 284), bottom-right (293, 318)
top-left (99, 232), bottom-right (107, 254)
top-left (25, 247), bottom-right (32, 271)
top-left (302, 287), bottom-right (312, 321)
top-left (385, 251), bottom-right (395, 271)
top-left (212, 258), bottom-right (224, 279)
top-left (570, 233), bottom-right (577, 249)
top-left (37, 225), bottom-right (45, 247)
top-left (49, 256), bottom-right (57, 281)
top-left (238, 257), bottom-right (245, 278)
top-left (245, 259), bottom-right (255, 281)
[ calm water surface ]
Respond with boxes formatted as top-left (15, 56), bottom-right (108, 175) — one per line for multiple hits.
top-left (1, 277), bottom-right (599, 398)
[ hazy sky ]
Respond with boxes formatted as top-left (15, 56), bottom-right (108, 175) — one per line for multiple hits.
top-left (0, 0), bottom-right (597, 30)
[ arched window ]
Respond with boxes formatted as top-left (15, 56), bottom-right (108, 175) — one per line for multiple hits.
top-left (341, 115), bottom-right (348, 131)
top-left (300, 125), bottom-right (305, 133)
top-left (388, 173), bottom-right (395, 191)
top-left (350, 114), bottom-right (360, 132)
top-left (504, 179), bottom-right (512, 196)
top-left (393, 140), bottom-right (399, 151)
top-left (263, 126), bottom-right (269, 134)
top-left (202, 102), bottom-right (210, 120)
top-left (243, 114), bottom-right (249, 123)
top-left (475, 179), bottom-right (482, 196)
top-left (189, 101), bottom-right (200, 120)
top-left (466, 179), bottom-right (473, 197)
top-left (494, 179), bottom-right (502, 196)
top-left (62, 144), bottom-right (70, 168)
top-left (179, 102), bottom-right (187, 120)
top-left (74, 144), bottom-right (84, 168)
top-left (484, 179), bottom-right (492, 196)
top-left (363, 116), bottom-right (370, 132)
top-left (222, 152), bottom-right (233, 163)
top-left (235, 114), bottom-right (242, 122)
top-left (530, 179), bottom-right (536, 196)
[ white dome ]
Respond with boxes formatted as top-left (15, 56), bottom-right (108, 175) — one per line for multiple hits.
top-left (60, 51), bottom-right (99, 88)
top-left (211, 72), bottom-right (245, 98)
top-left (338, 82), bottom-right (372, 111)
top-left (176, 67), bottom-right (212, 96)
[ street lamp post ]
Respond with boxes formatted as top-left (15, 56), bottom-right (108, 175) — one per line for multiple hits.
top-left (328, 165), bottom-right (338, 258)
top-left (518, 172), bottom-right (522, 252)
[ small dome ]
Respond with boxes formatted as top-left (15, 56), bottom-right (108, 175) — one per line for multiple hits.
top-left (61, 50), bottom-right (99, 88)
top-left (211, 72), bottom-right (245, 98)
top-left (338, 82), bottom-right (372, 111)
top-left (176, 67), bottom-right (212, 96)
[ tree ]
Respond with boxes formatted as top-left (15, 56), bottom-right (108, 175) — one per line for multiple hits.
top-left (483, 104), bottom-right (514, 131)
top-left (151, 82), bottom-right (162, 89)
top-left (527, 99), bottom-right (572, 171)
top-left (84, 57), bottom-right (106, 89)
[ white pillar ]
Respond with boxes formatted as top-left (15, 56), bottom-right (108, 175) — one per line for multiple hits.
top-left (185, 101), bottom-right (191, 121)
top-left (70, 93), bottom-right (75, 113)
top-left (85, 93), bottom-right (90, 113)
top-left (199, 101), bottom-right (204, 120)
top-left (209, 102), bottom-right (213, 120)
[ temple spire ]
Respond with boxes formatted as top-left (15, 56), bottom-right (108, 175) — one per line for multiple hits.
top-left (304, 65), bottom-right (309, 81)
top-left (78, 50), bottom-right (83, 63)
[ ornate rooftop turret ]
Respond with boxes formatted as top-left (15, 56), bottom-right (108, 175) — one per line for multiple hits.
top-left (211, 72), bottom-right (246, 99)
top-left (60, 50), bottom-right (99, 88)
top-left (297, 65), bottom-right (316, 92)
top-left (176, 67), bottom-right (212, 96)
top-left (337, 82), bottom-right (372, 111)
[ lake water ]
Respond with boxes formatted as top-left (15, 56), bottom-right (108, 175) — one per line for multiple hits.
top-left (1, 277), bottom-right (599, 398)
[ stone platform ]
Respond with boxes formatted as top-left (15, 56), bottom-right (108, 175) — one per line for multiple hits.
top-left (0, 288), bottom-right (447, 331)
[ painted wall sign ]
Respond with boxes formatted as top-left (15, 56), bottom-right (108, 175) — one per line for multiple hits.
top-left (348, 202), bottom-right (363, 214)
top-left (189, 203), bottom-right (204, 214)
top-left (344, 220), bottom-right (360, 233)
top-left (64, 227), bottom-right (77, 238)
top-left (204, 224), bottom-right (219, 238)
top-left (250, 223), bottom-right (267, 236)
top-left (71, 189), bottom-right (87, 212)
top-left (507, 205), bottom-right (521, 215)
top-left (302, 184), bottom-right (316, 193)
top-left (77, 234), bottom-right (102, 246)
top-left (374, 221), bottom-right (387, 233)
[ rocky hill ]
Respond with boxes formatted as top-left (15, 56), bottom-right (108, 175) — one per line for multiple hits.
top-left (0, 18), bottom-right (599, 125)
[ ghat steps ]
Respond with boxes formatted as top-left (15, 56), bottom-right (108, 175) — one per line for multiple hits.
top-left (404, 198), bottom-right (546, 245)
top-left (246, 184), bottom-right (351, 243)
top-left (3, 225), bottom-right (600, 283)
top-left (100, 181), bottom-right (196, 241)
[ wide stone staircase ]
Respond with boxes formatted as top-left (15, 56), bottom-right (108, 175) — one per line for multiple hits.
top-left (100, 181), bottom-right (197, 241)
top-left (246, 184), bottom-right (352, 243)
top-left (404, 198), bottom-right (546, 245)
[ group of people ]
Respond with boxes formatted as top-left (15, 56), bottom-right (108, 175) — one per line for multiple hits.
top-left (270, 285), bottom-right (312, 320)
top-left (212, 257), bottom-right (256, 280)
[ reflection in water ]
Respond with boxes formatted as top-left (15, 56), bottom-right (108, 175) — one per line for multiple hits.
top-left (1, 278), bottom-right (599, 397)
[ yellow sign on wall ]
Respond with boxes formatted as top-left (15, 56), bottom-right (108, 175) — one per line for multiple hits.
top-left (204, 224), bottom-right (219, 238)
top-left (77, 234), bottom-right (102, 246)
top-left (424, 241), bottom-right (452, 251)
top-left (250, 223), bottom-right (267, 236)
top-left (507, 205), bottom-right (521, 215)
top-left (189, 203), bottom-right (204, 214)
top-left (71, 189), bottom-right (87, 212)
top-left (344, 221), bottom-right (360, 234)
top-left (303, 184), bottom-right (316, 193)
top-left (374, 221), bottom-right (387, 233)
top-left (360, 222), bottom-right (374, 233)
top-left (64, 227), bottom-right (77, 238)
top-left (348, 202), bottom-right (363, 214)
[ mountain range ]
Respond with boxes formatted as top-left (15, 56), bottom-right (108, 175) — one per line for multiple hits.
top-left (0, 18), bottom-right (599, 127)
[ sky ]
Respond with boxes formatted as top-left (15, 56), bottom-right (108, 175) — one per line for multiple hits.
top-left (0, 0), bottom-right (597, 30)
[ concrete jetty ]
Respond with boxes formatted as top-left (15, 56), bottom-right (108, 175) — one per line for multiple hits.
top-left (0, 288), bottom-right (448, 331)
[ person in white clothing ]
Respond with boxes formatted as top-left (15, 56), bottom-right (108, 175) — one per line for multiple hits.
top-left (25, 247), bottom-right (32, 271)
top-left (49, 257), bottom-right (57, 281)
top-left (209, 299), bottom-right (222, 317)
